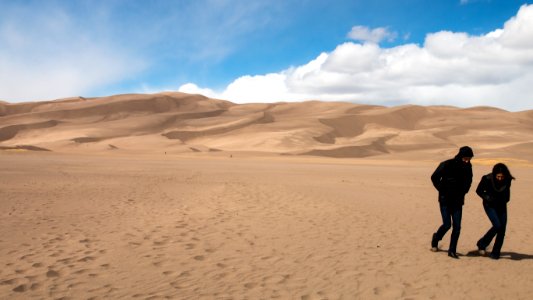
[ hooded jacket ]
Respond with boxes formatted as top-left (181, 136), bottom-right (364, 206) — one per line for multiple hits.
top-left (431, 146), bottom-right (474, 206)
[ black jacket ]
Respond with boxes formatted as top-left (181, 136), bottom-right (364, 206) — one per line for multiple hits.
top-left (476, 174), bottom-right (511, 208)
top-left (431, 158), bottom-right (473, 206)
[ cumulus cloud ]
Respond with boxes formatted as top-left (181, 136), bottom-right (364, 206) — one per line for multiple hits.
top-left (178, 83), bottom-right (218, 98)
top-left (180, 4), bottom-right (533, 111)
top-left (347, 26), bottom-right (397, 44)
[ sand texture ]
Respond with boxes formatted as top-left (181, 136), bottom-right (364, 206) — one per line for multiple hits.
top-left (1, 153), bottom-right (533, 299)
top-left (1, 93), bottom-right (533, 299)
top-left (1, 92), bottom-right (532, 162)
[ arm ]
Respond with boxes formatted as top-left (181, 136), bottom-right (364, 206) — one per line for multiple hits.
top-left (476, 175), bottom-right (491, 202)
top-left (431, 162), bottom-right (445, 191)
top-left (504, 181), bottom-right (512, 203)
top-left (464, 166), bottom-right (473, 194)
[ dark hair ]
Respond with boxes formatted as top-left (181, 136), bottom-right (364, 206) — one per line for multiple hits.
top-left (492, 163), bottom-right (516, 181)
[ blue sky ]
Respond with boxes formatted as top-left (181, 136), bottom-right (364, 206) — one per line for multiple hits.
top-left (1, 0), bottom-right (532, 110)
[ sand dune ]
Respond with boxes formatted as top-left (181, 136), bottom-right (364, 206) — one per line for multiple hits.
top-left (3, 92), bottom-right (531, 161)
top-left (0, 120), bottom-right (60, 142)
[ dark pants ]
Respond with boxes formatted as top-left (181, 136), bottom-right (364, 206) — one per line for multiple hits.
top-left (477, 203), bottom-right (507, 256)
top-left (434, 203), bottom-right (462, 253)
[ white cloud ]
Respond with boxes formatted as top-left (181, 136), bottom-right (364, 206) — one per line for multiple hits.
top-left (180, 4), bottom-right (533, 111)
top-left (178, 83), bottom-right (218, 98)
top-left (499, 4), bottom-right (533, 48)
top-left (347, 26), bottom-right (397, 44)
top-left (0, 1), bottom-right (286, 102)
top-left (0, 3), bottom-right (144, 102)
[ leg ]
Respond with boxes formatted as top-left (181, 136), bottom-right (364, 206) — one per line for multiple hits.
top-left (477, 227), bottom-right (497, 250)
top-left (432, 203), bottom-right (452, 250)
top-left (491, 207), bottom-right (507, 259)
top-left (477, 204), bottom-right (502, 251)
top-left (448, 206), bottom-right (462, 258)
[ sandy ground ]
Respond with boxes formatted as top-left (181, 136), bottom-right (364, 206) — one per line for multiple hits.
top-left (1, 151), bottom-right (532, 299)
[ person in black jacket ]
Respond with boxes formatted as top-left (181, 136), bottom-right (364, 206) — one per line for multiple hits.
top-left (430, 146), bottom-right (474, 259)
top-left (475, 163), bottom-right (515, 260)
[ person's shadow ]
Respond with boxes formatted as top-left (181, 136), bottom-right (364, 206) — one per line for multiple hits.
top-left (465, 250), bottom-right (533, 260)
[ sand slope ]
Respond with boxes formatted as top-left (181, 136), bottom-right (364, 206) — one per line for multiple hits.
top-left (1, 93), bottom-right (532, 161)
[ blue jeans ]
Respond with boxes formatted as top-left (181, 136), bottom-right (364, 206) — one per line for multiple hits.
top-left (477, 203), bottom-right (507, 256)
top-left (434, 203), bottom-right (462, 253)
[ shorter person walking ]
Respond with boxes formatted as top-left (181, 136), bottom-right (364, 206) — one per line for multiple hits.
top-left (430, 146), bottom-right (474, 259)
top-left (476, 163), bottom-right (515, 259)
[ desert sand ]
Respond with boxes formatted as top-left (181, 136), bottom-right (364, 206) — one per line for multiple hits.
top-left (1, 93), bottom-right (533, 299)
top-left (1, 92), bottom-right (532, 161)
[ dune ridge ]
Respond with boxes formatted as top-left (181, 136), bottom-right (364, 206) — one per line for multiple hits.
top-left (1, 92), bottom-right (532, 160)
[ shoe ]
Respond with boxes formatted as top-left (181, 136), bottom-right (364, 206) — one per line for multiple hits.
top-left (431, 233), bottom-right (438, 250)
top-left (490, 253), bottom-right (500, 260)
top-left (448, 252), bottom-right (459, 259)
top-left (476, 241), bottom-right (486, 255)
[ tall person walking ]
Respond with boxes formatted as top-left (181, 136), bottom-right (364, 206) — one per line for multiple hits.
top-left (430, 146), bottom-right (474, 259)
top-left (475, 163), bottom-right (515, 260)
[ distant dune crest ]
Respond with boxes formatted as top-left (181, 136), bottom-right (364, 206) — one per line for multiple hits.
top-left (0, 92), bottom-right (532, 160)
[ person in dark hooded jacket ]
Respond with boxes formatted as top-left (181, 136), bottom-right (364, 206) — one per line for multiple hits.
top-left (430, 146), bottom-right (474, 258)
top-left (475, 163), bottom-right (515, 260)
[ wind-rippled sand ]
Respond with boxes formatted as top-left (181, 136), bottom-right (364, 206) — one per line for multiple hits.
top-left (1, 152), bottom-right (532, 299)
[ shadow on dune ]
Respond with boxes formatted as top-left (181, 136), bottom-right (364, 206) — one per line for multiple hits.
top-left (162, 111), bottom-right (274, 142)
top-left (465, 250), bottom-right (533, 260)
top-left (0, 120), bottom-right (60, 142)
top-left (0, 145), bottom-right (51, 151)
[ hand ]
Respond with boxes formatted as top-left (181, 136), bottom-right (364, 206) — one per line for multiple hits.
top-left (483, 194), bottom-right (492, 202)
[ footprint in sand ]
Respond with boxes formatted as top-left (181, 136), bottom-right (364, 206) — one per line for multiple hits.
top-left (12, 284), bottom-right (28, 293)
top-left (78, 256), bottom-right (96, 262)
top-left (1, 278), bottom-right (19, 285)
top-left (244, 282), bottom-right (257, 289)
top-left (152, 240), bottom-right (168, 246)
top-left (193, 255), bottom-right (205, 261)
top-left (46, 269), bottom-right (60, 278)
